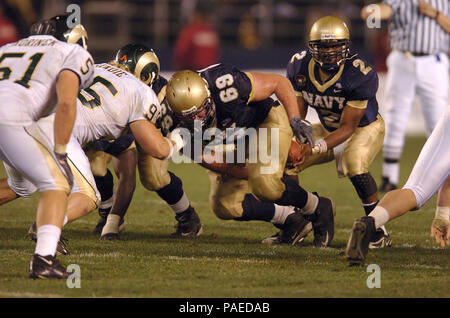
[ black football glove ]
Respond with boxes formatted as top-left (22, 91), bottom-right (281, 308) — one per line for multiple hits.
top-left (55, 152), bottom-right (74, 189)
top-left (289, 116), bottom-right (315, 147)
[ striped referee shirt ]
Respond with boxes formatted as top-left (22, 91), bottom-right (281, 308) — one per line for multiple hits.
top-left (383, 0), bottom-right (449, 54)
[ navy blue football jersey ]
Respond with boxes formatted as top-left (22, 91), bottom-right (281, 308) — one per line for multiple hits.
top-left (153, 75), bottom-right (179, 136)
top-left (199, 63), bottom-right (277, 129)
top-left (286, 50), bottom-right (379, 132)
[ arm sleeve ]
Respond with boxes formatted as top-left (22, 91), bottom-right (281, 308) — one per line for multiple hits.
top-left (61, 45), bottom-right (94, 89)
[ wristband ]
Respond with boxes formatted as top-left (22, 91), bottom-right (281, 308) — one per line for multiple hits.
top-left (54, 143), bottom-right (67, 154)
top-left (163, 137), bottom-right (175, 160)
top-left (435, 206), bottom-right (450, 220)
top-left (311, 139), bottom-right (328, 155)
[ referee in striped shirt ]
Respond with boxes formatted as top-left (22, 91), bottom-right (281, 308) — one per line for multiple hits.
top-left (362, 0), bottom-right (449, 192)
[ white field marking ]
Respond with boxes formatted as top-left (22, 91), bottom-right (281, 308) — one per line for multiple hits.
top-left (401, 264), bottom-right (443, 270)
top-left (202, 249), bottom-right (277, 256)
top-left (0, 291), bottom-right (65, 298)
top-left (166, 255), bottom-right (269, 264)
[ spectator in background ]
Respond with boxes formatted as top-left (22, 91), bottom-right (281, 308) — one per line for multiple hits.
top-left (173, 1), bottom-right (220, 70)
top-left (0, 5), bottom-right (18, 45)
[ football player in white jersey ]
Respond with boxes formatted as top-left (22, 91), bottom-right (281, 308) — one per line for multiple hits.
top-left (0, 14), bottom-right (94, 279)
top-left (97, 44), bottom-right (202, 240)
top-left (0, 36), bottom-right (183, 276)
top-left (346, 105), bottom-right (450, 266)
top-left (1, 51), bottom-right (184, 234)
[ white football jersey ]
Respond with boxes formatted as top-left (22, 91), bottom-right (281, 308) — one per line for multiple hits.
top-left (0, 35), bottom-right (94, 125)
top-left (73, 63), bottom-right (162, 146)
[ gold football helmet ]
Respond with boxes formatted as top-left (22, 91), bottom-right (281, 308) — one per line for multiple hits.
top-left (166, 70), bottom-right (216, 130)
top-left (31, 15), bottom-right (88, 50)
top-left (308, 16), bottom-right (350, 71)
top-left (115, 44), bottom-right (160, 86)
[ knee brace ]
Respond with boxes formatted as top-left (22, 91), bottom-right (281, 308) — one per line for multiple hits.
top-left (350, 173), bottom-right (378, 200)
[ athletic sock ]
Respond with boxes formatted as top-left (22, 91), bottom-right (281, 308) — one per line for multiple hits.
top-left (271, 204), bottom-right (296, 225)
top-left (382, 160), bottom-right (399, 185)
top-left (94, 169), bottom-right (114, 202)
top-left (363, 201), bottom-right (379, 215)
top-left (35, 224), bottom-right (61, 257)
top-left (235, 194), bottom-right (276, 222)
top-left (156, 172), bottom-right (190, 214)
top-left (368, 206), bottom-right (390, 229)
top-left (301, 192), bottom-right (319, 215)
top-left (274, 177), bottom-right (308, 210)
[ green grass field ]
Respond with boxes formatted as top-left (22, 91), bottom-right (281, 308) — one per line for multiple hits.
top-left (0, 136), bottom-right (448, 298)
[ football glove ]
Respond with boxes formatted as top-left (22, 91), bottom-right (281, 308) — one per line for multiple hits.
top-left (289, 116), bottom-right (315, 147)
top-left (55, 151), bottom-right (74, 189)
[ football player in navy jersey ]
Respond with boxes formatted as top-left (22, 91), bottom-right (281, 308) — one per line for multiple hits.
top-left (96, 44), bottom-right (202, 239)
top-left (283, 16), bottom-right (391, 248)
top-left (166, 62), bottom-right (336, 247)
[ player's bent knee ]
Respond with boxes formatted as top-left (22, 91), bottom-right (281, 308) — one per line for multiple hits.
top-left (209, 197), bottom-right (243, 220)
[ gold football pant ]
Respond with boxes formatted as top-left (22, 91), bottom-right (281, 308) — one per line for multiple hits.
top-left (285, 114), bottom-right (385, 178)
top-left (208, 106), bottom-right (293, 219)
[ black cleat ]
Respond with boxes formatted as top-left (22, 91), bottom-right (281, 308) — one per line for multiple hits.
top-left (266, 211), bottom-right (313, 246)
top-left (369, 229), bottom-right (392, 249)
top-left (171, 207), bottom-right (202, 237)
top-left (29, 254), bottom-right (70, 279)
top-left (28, 222), bottom-right (69, 255)
top-left (305, 195), bottom-right (336, 247)
top-left (93, 216), bottom-right (107, 235)
top-left (379, 177), bottom-right (397, 193)
top-left (345, 216), bottom-right (377, 266)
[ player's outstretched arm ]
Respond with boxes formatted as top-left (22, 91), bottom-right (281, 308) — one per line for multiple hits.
top-left (431, 176), bottom-right (450, 247)
top-left (54, 70), bottom-right (79, 148)
top-left (110, 147), bottom-right (137, 219)
top-left (53, 70), bottom-right (80, 187)
top-left (130, 120), bottom-right (183, 160)
top-left (248, 71), bottom-right (315, 147)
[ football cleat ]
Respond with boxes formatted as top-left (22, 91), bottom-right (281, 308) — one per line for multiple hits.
top-left (379, 177), bottom-right (397, 193)
top-left (171, 207), bottom-right (202, 237)
top-left (29, 254), bottom-right (70, 279)
top-left (345, 216), bottom-right (377, 266)
top-left (262, 212), bottom-right (313, 246)
top-left (28, 222), bottom-right (69, 256)
top-left (369, 229), bottom-right (392, 249)
top-left (305, 195), bottom-right (336, 247)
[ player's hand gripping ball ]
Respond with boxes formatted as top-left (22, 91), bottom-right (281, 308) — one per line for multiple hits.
top-left (287, 138), bottom-right (304, 168)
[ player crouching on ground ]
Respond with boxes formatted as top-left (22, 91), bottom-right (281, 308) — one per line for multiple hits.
top-left (166, 64), bottom-right (335, 247)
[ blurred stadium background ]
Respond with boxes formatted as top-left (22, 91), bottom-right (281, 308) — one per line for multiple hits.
top-left (1, 0), bottom-right (446, 133)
